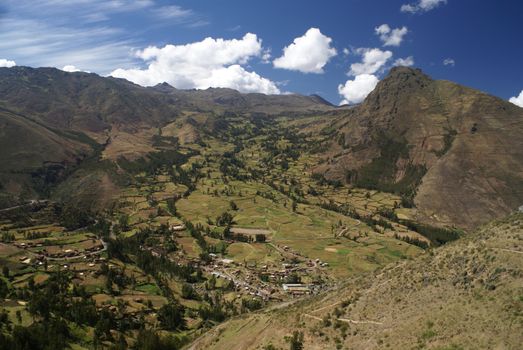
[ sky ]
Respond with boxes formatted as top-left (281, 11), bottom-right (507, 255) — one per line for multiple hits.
top-left (0, 0), bottom-right (522, 106)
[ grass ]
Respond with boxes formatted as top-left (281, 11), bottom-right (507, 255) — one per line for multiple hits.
top-left (135, 283), bottom-right (162, 295)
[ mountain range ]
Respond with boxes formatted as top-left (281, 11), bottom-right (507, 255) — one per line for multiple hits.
top-left (1, 66), bottom-right (521, 231)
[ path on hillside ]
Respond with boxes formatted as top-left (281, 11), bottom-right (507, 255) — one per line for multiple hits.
top-left (0, 200), bottom-right (49, 213)
top-left (303, 313), bottom-right (383, 325)
top-left (493, 247), bottom-right (523, 255)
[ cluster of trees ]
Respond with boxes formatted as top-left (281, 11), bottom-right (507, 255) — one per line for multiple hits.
top-left (375, 206), bottom-right (461, 246)
top-left (241, 297), bottom-right (263, 312)
top-left (311, 173), bottom-right (342, 188)
top-left (117, 150), bottom-right (190, 176)
top-left (107, 227), bottom-right (200, 287)
top-left (215, 211), bottom-right (234, 227)
top-left (400, 220), bottom-right (461, 246)
top-left (267, 180), bottom-right (307, 205)
top-left (58, 204), bottom-right (94, 230)
top-left (0, 231), bottom-right (15, 242)
top-left (97, 262), bottom-right (135, 295)
top-left (0, 270), bottom-right (155, 350)
top-left (168, 162), bottom-right (202, 192)
top-left (127, 328), bottom-right (188, 350)
top-left (393, 234), bottom-right (430, 249)
top-left (23, 230), bottom-right (51, 240)
top-left (198, 294), bottom-right (231, 323)
top-left (157, 302), bottom-right (186, 330)
top-left (219, 152), bottom-right (248, 181)
top-left (0, 317), bottom-right (71, 350)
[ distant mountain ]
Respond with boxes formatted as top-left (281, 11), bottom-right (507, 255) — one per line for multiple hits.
top-left (0, 66), bottom-right (336, 208)
top-left (313, 67), bottom-right (523, 230)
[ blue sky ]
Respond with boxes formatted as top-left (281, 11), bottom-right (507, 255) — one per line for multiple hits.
top-left (0, 0), bottom-right (522, 105)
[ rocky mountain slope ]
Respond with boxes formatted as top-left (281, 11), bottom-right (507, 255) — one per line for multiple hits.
top-left (188, 212), bottom-right (523, 350)
top-left (315, 67), bottom-right (523, 230)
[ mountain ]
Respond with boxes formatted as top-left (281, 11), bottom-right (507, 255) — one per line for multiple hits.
top-left (313, 67), bottom-right (523, 230)
top-left (0, 65), bottom-right (522, 350)
top-left (188, 212), bottom-right (523, 350)
top-left (0, 66), bottom-right (522, 231)
top-left (0, 66), bottom-right (336, 208)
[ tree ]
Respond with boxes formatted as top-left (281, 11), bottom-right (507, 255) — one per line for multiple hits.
top-left (216, 211), bottom-right (234, 227)
top-left (118, 214), bottom-right (130, 232)
top-left (59, 204), bottom-right (92, 230)
top-left (166, 197), bottom-right (177, 216)
top-left (2, 266), bottom-right (9, 278)
top-left (158, 302), bottom-right (186, 330)
top-left (289, 331), bottom-right (304, 350)
top-left (181, 283), bottom-right (199, 300)
top-left (0, 279), bottom-right (8, 298)
top-left (229, 200), bottom-right (238, 211)
top-left (285, 273), bottom-right (301, 284)
top-left (255, 234), bottom-right (266, 243)
top-left (291, 201), bottom-right (297, 212)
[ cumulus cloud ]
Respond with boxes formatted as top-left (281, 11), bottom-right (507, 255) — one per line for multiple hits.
top-left (349, 48), bottom-right (392, 76)
top-left (443, 58), bottom-right (455, 66)
top-left (394, 56), bottom-right (415, 67)
top-left (509, 90), bottom-right (523, 108)
top-left (110, 33), bottom-right (280, 94)
top-left (401, 0), bottom-right (447, 13)
top-left (0, 59), bottom-right (16, 68)
top-left (338, 74), bottom-right (379, 105)
top-left (62, 65), bottom-right (80, 72)
top-left (273, 28), bottom-right (337, 74)
top-left (375, 24), bottom-right (408, 47)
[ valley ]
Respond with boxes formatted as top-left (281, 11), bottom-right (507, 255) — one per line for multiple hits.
top-left (0, 66), bottom-right (521, 349)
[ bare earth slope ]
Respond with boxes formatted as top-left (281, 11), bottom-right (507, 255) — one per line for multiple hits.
top-left (188, 213), bottom-right (523, 350)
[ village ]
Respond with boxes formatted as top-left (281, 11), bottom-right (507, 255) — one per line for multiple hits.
top-left (1, 211), bottom-right (331, 313)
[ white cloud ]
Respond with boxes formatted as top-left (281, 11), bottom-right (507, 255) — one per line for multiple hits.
top-left (443, 58), bottom-right (455, 66)
top-left (349, 48), bottom-right (392, 76)
top-left (0, 18), bottom-right (136, 73)
top-left (509, 90), bottom-right (523, 108)
top-left (338, 74), bottom-right (379, 105)
top-left (151, 5), bottom-right (193, 19)
top-left (261, 49), bottom-right (272, 64)
top-left (273, 28), bottom-right (337, 74)
top-left (0, 59), bottom-right (16, 68)
top-left (111, 33), bottom-right (280, 94)
top-left (0, 1), bottom-right (207, 73)
top-left (401, 0), bottom-right (447, 13)
top-left (150, 5), bottom-right (209, 27)
top-left (394, 56), bottom-right (415, 67)
top-left (62, 65), bottom-right (80, 72)
top-left (343, 48), bottom-right (350, 56)
top-left (5, 0), bottom-right (155, 20)
top-left (375, 24), bottom-right (408, 47)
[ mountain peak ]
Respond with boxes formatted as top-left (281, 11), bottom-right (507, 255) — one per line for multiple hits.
top-left (362, 66), bottom-right (433, 109)
top-left (381, 66), bottom-right (432, 88)
top-left (151, 81), bottom-right (176, 93)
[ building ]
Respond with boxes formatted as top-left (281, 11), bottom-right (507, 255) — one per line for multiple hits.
top-left (282, 283), bottom-right (311, 295)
